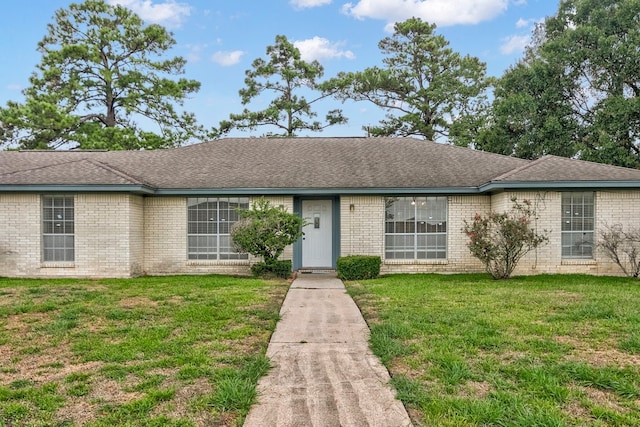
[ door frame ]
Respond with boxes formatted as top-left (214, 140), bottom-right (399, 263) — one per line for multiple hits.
top-left (293, 196), bottom-right (340, 271)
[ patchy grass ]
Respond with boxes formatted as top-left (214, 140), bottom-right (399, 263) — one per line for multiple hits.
top-left (345, 274), bottom-right (640, 426)
top-left (0, 275), bottom-right (288, 426)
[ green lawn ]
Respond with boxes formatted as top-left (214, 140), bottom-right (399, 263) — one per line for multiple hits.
top-left (0, 275), bottom-right (288, 427)
top-left (345, 274), bottom-right (640, 427)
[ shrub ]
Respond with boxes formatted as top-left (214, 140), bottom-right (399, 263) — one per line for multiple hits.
top-left (598, 223), bottom-right (640, 278)
top-left (463, 198), bottom-right (548, 280)
top-left (337, 256), bottom-right (381, 280)
top-left (231, 198), bottom-right (305, 266)
top-left (250, 260), bottom-right (292, 279)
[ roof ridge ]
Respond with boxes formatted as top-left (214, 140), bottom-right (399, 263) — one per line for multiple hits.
top-left (491, 156), bottom-right (546, 181)
top-left (86, 159), bottom-right (150, 186)
top-left (0, 157), bottom-right (91, 178)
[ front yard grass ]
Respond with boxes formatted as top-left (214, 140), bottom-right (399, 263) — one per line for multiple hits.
top-left (345, 274), bottom-right (640, 426)
top-left (0, 275), bottom-right (288, 427)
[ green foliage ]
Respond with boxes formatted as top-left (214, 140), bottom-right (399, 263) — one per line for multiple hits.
top-left (219, 35), bottom-right (347, 137)
top-left (328, 17), bottom-right (491, 144)
top-left (477, 59), bottom-right (580, 159)
top-left (345, 273), bottom-right (640, 426)
top-left (231, 197), bottom-right (305, 265)
top-left (250, 260), bottom-right (292, 279)
top-left (483, 0), bottom-right (640, 167)
top-left (463, 198), bottom-right (548, 279)
top-left (0, 0), bottom-right (207, 150)
top-left (336, 255), bottom-right (381, 280)
top-left (0, 275), bottom-right (288, 426)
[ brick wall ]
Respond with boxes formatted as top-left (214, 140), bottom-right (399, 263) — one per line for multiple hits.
top-left (74, 194), bottom-right (143, 277)
top-left (340, 191), bottom-right (640, 276)
top-left (2, 190), bottom-right (639, 278)
top-left (0, 193), bottom-right (143, 278)
top-left (340, 196), bottom-right (385, 257)
top-left (490, 191), bottom-right (640, 276)
top-left (380, 195), bottom-right (491, 274)
top-left (143, 195), bottom-right (294, 276)
top-left (0, 194), bottom-right (40, 276)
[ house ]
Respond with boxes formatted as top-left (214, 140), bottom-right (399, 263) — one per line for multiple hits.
top-left (1, 137), bottom-right (640, 278)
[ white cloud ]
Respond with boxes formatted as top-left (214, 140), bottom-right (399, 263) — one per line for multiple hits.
top-left (516, 17), bottom-right (533, 28)
top-left (211, 50), bottom-right (245, 66)
top-left (107, 0), bottom-right (191, 28)
top-left (185, 44), bottom-right (207, 63)
top-left (294, 37), bottom-right (355, 61)
top-left (6, 84), bottom-right (21, 91)
top-left (290, 0), bottom-right (332, 8)
top-left (500, 34), bottom-right (530, 54)
top-left (342, 0), bottom-right (509, 27)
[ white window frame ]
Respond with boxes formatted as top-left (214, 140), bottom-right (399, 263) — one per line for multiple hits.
top-left (42, 195), bottom-right (75, 262)
top-left (187, 197), bottom-right (249, 260)
top-left (384, 196), bottom-right (447, 260)
top-left (561, 192), bottom-right (595, 259)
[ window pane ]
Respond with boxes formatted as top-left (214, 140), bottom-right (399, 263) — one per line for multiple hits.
top-left (187, 197), bottom-right (248, 259)
top-left (42, 196), bottom-right (74, 262)
top-left (561, 192), bottom-right (594, 259)
top-left (384, 196), bottom-right (448, 260)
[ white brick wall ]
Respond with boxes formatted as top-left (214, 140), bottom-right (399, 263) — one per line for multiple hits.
top-left (340, 196), bottom-right (385, 257)
top-left (378, 195), bottom-right (491, 274)
top-left (490, 191), bottom-right (640, 276)
top-left (2, 190), bottom-right (639, 278)
top-left (0, 194), bottom-right (40, 276)
top-left (0, 193), bottom-right (143, 278)
top-left (142, 195), bottom-right (294, 276)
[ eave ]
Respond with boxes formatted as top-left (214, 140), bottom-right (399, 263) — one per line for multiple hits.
top-left (0, 185), bottom-right (156, 195)
top-left (479, 180), bottom-right (640, 193)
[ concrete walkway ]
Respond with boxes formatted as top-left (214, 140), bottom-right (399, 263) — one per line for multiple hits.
top-left (243, 273), bottom-right (413, 427)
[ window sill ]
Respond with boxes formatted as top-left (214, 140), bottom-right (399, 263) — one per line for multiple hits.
top-left (40, 262), bottom-right (75, 269)
top-left (186, 260), bottom-right (250, 266)
top-left (561, 259), bottom-right (596, 265)
top-left (384, 259), bottom-right (448, 265)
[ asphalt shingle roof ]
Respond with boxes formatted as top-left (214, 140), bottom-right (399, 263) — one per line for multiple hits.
top-left (1, 137), bottom-right (639, 192)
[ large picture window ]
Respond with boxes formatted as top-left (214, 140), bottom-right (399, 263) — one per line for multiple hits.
top-left (561, 192), bottom-right (594, 258)
top-left (187, 197), bottom-right (249, 260)
top-left (42, 195), bottom-right (74, 262)
top-left (385, 196), bottom-right (447, 260)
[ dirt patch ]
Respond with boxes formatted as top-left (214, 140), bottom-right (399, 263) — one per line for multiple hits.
top-left (1, 351), bottom-right (102, 384)
top-left (578, 385), bottom-right (629, 413)
top-left (542, 290), bottom-right (582, 302)
top-left (5, 311), bottom-right (53, 332)
top-left (562, 400), bottom-right (593, 422)
top-left (555, 335), bottom-right (640, 367)
top-left (92, 377), bottom-right (145, 403)
top-left (459, 381), bottom-right (492, 399)
top-left (165, 295), bottom-right (185, 304)
top-left (152, 378), bottom-right (213, 417)
top-left (118, 296), bottom-right (158, 308)
top-left (56, 400), bottom-right (97, 425)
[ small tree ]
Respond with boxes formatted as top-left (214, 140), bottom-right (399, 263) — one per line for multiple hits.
top-left (231, 198), bottom-right (304, 268)
top-left (219, 35), bottom-right (346, 137)
top-left (463, 198), bottom-right (548, 279)
top-left (598, 223), bottom-right (640, 278)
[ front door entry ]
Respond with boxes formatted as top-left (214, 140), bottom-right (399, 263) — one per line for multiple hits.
top-left (301, 200), bottom-right (333, 268)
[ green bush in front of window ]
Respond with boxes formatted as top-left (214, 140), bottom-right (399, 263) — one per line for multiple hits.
top-left (337, 256), bottom-right (381, 280)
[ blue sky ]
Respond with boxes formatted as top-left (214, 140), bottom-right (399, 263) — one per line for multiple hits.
top-left (0, 0), bottom-right (559, 140)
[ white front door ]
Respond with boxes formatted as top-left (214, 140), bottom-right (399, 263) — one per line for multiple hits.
top-left (302, 200), bottom-right (333, 268)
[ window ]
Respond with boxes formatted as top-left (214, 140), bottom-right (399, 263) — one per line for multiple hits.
top-left (385, 196), bottom-right (447, 259)
top-left (42, 195), bottom-right (74, 262)
top-left (187, 197), bottom-right (249, 260)
top-left (561, 192), bottom-right (594, 258)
